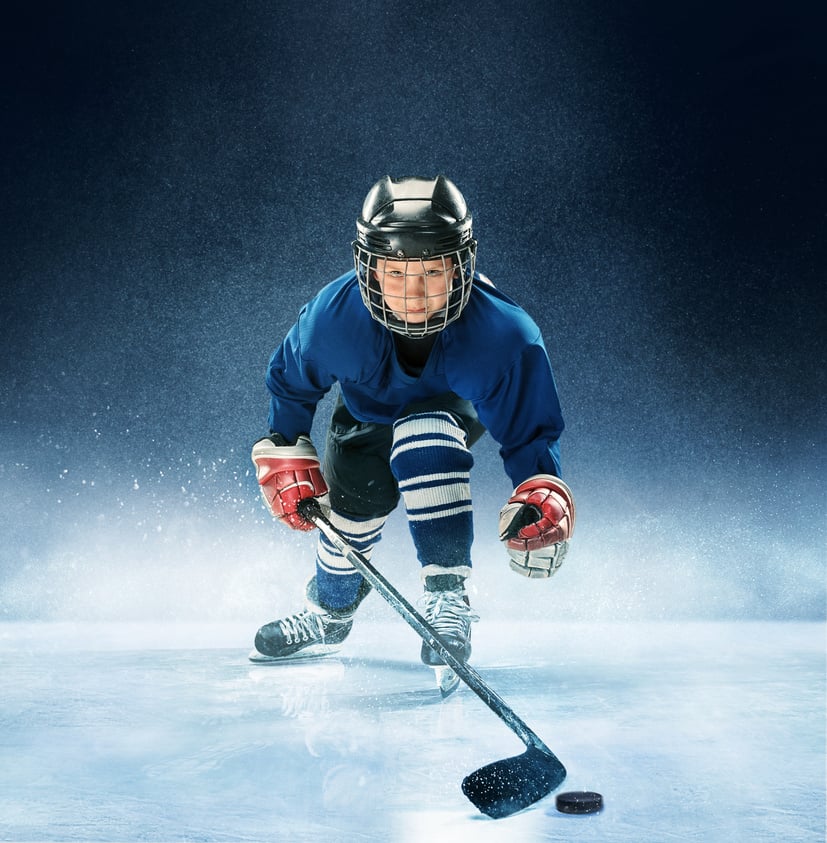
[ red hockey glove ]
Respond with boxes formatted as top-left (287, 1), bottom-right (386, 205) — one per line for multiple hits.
top-left (251, 434), bottom-right (329, 531)
top-left (498, 474), bottom-right (575, 578)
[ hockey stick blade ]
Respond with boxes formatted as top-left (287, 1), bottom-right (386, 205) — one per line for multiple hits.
top-left (298, 498), bottom-right (567, 819)
top-left (462, 744), bottom-right (567, 819)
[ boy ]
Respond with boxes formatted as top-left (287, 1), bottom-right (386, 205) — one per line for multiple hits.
top-left (250, 175), bottom-right (575, 690)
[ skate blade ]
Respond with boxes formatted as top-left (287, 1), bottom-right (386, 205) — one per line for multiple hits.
top-left (247, 646), bottom-right (341, 664)
top-left (434, 666), bottom-right (461, 698)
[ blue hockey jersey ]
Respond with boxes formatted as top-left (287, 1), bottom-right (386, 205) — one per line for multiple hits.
top-left (266, 270), bottom-right (565, 486)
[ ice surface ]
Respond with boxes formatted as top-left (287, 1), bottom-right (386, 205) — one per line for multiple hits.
top-left (0, 620), bottom-right (824, 842)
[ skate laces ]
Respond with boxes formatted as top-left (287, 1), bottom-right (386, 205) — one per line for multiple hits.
top-left (419, 589), bottom-right (480, 640)
top-left (278, 609), bottom-right (327, 645)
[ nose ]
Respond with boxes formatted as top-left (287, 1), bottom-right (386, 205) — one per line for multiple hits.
top-left (403, 271), bottom-right (428, 295)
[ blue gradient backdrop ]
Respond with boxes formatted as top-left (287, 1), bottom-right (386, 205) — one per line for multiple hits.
top-left (1, 1), bottom-right (824, 622)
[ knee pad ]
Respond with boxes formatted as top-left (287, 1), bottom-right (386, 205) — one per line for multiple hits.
top-left (390, 411), bottom-right (474, 484)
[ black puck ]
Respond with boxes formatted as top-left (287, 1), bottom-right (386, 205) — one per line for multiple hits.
top-left (555, 791), bottom-right (603, 814)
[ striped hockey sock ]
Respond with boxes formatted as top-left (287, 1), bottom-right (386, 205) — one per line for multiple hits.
top-left (390, 411), bottom-right (474, 579)
top-left (314, 510), bottom-right (386, 609)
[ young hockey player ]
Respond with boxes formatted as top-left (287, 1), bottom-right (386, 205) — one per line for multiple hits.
top-left (249, 175), bottom-right (575, 691)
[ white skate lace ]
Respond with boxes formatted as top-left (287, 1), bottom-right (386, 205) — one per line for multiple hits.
top-left (278, 610), bottom-right (327, 645)
top-left (419, 589), bottom-right (480, 640)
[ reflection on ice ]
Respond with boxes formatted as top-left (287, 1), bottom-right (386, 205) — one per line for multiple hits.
top-left (0, 621), bottom-right (823, 842)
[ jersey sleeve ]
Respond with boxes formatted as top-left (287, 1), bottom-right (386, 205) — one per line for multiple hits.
top-left (446, 283), bottom-right (566, 486)
top-left (472, 339), bottom-right (565, 486)
top-left (265, 309), bottom-right (334, 442)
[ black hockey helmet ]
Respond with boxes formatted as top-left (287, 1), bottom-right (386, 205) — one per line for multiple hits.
top-left (353, 176), bottom-right (477, 338)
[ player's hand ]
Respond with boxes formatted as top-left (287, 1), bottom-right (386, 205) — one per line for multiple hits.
top-left (251, 434), bottom-right (329, 531)
top-left (498, 474), bottom-right (575, 578)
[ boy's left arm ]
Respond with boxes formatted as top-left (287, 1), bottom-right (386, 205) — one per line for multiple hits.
top-left (470, 336), bottom-right (573, 578)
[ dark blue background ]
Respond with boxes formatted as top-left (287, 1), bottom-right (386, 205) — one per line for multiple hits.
top-left (1, 1), bottom-right (824, 621)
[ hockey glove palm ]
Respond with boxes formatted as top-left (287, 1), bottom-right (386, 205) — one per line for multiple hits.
top-left (498, 474), bottom-right (575, 578)
top-left (251, 434), bottom-right (329, 531)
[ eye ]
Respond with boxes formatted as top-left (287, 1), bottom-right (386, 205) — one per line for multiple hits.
top-left (426, 268), bottom-right (444, 276)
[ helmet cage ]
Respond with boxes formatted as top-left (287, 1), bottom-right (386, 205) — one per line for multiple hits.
top-left (353, 241), bottom-right (476, 338)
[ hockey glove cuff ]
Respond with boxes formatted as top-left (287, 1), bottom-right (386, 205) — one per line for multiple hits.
top-left (251, 434), bottom-right (329, 531)
top-left (498, 474), bottom-right (575, 579)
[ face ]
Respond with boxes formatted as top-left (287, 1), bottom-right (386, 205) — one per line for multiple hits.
top-left (372, 257), bottom-right (456, 326)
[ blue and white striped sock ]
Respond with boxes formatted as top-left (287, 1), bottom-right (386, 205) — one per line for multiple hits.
top-left (314, 511), bottom-right (386, 609)
top-left (390, 411), bottom-right (474, 579)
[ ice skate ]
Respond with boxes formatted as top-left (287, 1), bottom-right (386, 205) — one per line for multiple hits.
top-left (249, 577), bottom-right (370, 663)
top-left (418, 574), bottom-right (479, 697)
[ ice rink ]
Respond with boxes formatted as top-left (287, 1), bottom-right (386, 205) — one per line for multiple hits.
top-left (1, 619), bottom-right (823, 842)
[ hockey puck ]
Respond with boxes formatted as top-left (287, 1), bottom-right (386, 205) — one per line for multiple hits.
top-left (555, 791), bottom-right (603, 814)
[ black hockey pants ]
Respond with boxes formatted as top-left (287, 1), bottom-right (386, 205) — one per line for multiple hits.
top-left (322, 390), bottom-right (486, 519)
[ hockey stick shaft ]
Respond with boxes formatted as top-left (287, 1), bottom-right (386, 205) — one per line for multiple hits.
top-left (299, 498), bottom-right (558, 757)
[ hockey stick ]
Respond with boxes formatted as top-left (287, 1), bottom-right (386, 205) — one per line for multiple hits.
top-left (298, 498), bottom-right (567, 819)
